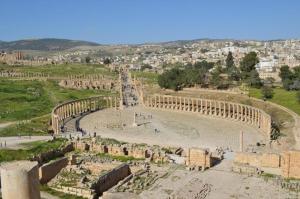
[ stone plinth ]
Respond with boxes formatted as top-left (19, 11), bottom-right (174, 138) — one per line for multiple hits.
top-left (1, 161), bottom-right (41, 199)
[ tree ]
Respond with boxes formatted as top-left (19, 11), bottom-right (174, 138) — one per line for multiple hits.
top-left (248, 69), bottom-right (262, 88)
top-left (194, 61), bottom-right (214, 71)
top-left (141, 64), bottom-right (152, 71)
top-left (85, 56), bottom-right (91, 64)
top-left (279, 65), bottom-right (293, 81)
top-left (264, 77), bottom-right (275, 87)
top-left (103, 58), bottom-right (111, 65)
top-left (240, 52), bottom-right (261, 87)
top-left (279, 65), bottom-right (300, 90)
top-left (297, 91), bottom-right (300, 103)
top-left (225, 51), bottom-right (240, 81)
top-left (261, 86), bottom-right (274, 99)
top-left (240, 52), bottom-right (259, 73)
top-left (158, 68), bottom-right (183, 91)
top-left (226, 51), bottom-right (234, 69)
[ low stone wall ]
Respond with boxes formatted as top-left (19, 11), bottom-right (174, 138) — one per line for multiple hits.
top-left (93, 164), bottom-right (131, 196)
top-left (234, 152), bottom-right (281, 168)
top-left (234, 150), bottom-right (300, 179)
top-left (59, 74), bottom-right (117, 91)
top-left (31, 143), bottom-right (74, 165)
top-left (0, 70), bottom-right (50, 80)
top-left (39, 157), bottom-right (69, 184)
top-left (232, 162), bottom-right (261, 175)
top-left (144, 94), bottom-right (272, 139)
top-left (51, 96), bottom-right (119, 134)
top-left (52, 186), bottom-right (94, 198)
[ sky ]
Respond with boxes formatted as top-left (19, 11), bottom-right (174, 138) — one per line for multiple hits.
top-left (1, 0), bottom-right (300, 44)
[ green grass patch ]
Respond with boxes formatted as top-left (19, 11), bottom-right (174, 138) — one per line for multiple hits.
top-left (40, 185), bottom-right (85, 199)
top-left (0, 79), bottom-right (116, 123)
top-left (132, 71), bottom-right (159, 85)
top-left (0, 80), bottom-right (52, 121)
top-left (94, 137), bottom-right (127, 145)
top-left (0, 63), bottom-right (117, 77)
top-left (0, 116), bottom-right (50, 137)
top-left (249, 87), bottom-right (300, 115)
top-left (261, 172), bottom-right (277, 179)
top-left (0, 138), bottom-right (66, 163)
top-left (97, 153), bottom-right (145, 162)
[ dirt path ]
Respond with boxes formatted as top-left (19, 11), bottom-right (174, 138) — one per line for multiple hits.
top-left (0, 122), bottom-right (14, 129)
top-left (0, 113), bottom-right (50, 129)
top-left (0, 136), bottom-right (52, 149)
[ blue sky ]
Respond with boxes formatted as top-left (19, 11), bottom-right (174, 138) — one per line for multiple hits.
top-left (1, 0), bottom-right (300, 44)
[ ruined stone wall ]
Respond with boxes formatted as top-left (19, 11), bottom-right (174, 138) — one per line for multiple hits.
top-left (234, 150), bottom-right (300, 179)
top-left (186, 148), bottom-right (212, 169)
top-left (39, 157), bottom-right (69, 184)
top-left (282, 150), bottom-right (300, 179)
top-left (0, 70), bottom-right (50, 80)
top-left (52, 186), bottom-right (94, 198)
top-left (234, 152), bottom-right (281, 168)
top-left (144, 94), bottom-right (272, 139)
top-left (93, 164), bottom-right (131, 196)
top-left (74, 140), bottom-right (168, 163)
top-left (31, 143), bottom-right (74, 165)
top-left (51, 96), bottom-right (119, 134)
top-left (59, 74), bottom-right (117, 91)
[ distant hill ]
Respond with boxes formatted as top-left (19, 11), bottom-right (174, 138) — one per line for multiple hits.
top-left (0, 38), bottom-right (100, 51)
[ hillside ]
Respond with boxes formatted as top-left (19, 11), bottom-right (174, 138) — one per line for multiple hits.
top-left (0, 38), bottom-right (100, 51)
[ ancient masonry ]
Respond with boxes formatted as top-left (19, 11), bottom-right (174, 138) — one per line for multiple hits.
top-left (51, 96), bottom-right (120, 134)
top-left (234, 150), bottom-right (300, 179)
top-left (186, 148), bottom-right (212, 170)
top-left (132, 77), bottom-right (272, 138)
top-left (0, 70), bottom-right (50, 80)
top-left (74, 140), bottom-right (169, 163)
top-left (144, 94), bottom-right (272, 138)
top-left (59, 74), bottom-right (117, 90)
top-left (0, 161), bottom-right (41, 199)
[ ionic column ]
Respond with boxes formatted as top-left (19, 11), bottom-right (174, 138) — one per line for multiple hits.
top-left (200, 99), bottom-right (203, 114)
top-left (240, 131), bottom-right (244, 152)
top-left (228, 103), bottom-right (231, 119)
top-left (233, 104), bottom-right (236, 120)
top-left (158, 95), bottom-right (161, 108)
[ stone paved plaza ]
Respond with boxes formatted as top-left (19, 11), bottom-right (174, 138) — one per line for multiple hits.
top-left (80, 106), bottom-right (265, 151)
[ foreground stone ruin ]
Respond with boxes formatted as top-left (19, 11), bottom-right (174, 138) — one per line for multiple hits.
top-left (0, 161), bottom-right (41, 199)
